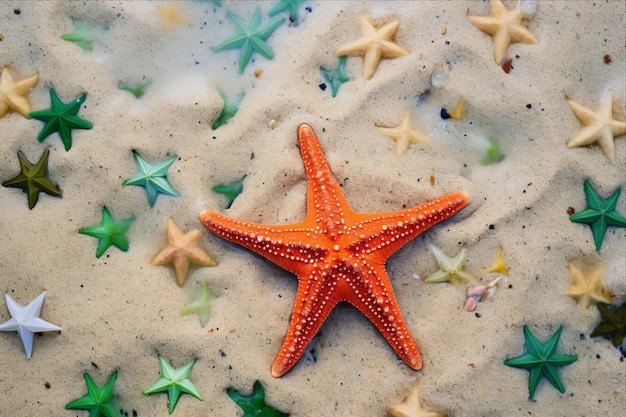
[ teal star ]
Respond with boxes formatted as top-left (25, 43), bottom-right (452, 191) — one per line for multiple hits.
top-left (212, 174), bottom-right (246, 208)
top-left (118, 79), bottom-right (151, 98)
top-left (29, 88), bottom-right (93, 151)
top-left (227, 380), bottom-right (289, 417)
top-left (122, 151), bottom-right (180, 208)
top-left (267, 0), bottom-right (306, 22)
top-left (212, 90), bottom-right (244, 130)
top-left (181, 280), bottom-right (216, 327)
top-left (212, 9), bottom-right (285, 74)
top-left (590, 302), bottom-right (626, 348)
top-left (60, 18), bottom-right (108, 51)
top-left (320, 56), bottom-right (350, 97)
top-left (79, 207), bottom-right (135, 258)
top-left (65, 371), bottom-right (122, 417)
top-left (2, 149), bottom-right (61, 209)
top-left (144, 355), bottom-right (203, 414)
top-left (569, 180), bottom-right (626, 251)
top-left (504, 325), bottom-right (578, 400)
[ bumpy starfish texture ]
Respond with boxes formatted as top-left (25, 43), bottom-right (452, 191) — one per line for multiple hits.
top-left (66, 372), bottom-right (122, 417)
top-left (212, 90), bottom-right (244, 129)
top-left (60, 18), bottom-right (108, 51)
top-left (181, 280), bottom-right (216, 326)
top-left (29, 88), bottom-right (93, 151)
top-left (467, 0), bottom-right (538, 64)
top-left (152, 219), bottom-right (218, 286)
top-left (156, 3), bottom-right (186, 29)
top-left (144, 355), bottom-right (203, 414)
top-left (591, 302), bottom-right (626, 347)
top-left (387, 380), bottom-right (446, 417)
top-left (375, 109), bottom-right (432, 156)
top-left (0, 291), bottom-right (61, 358)
top-left (488, 246), bottom-right (509, 275)
top-left (213, 175), bottom-right (246, 208)
top-left (0, 66), bottom-right (39, 118)
top-left (79, 207), bottom-right (135, 258)
top-left (565, 93), bottom-right (625, 162)
top-left (212, 9), bottom-right (285, 74)
top-left (504, 325), bottom-right (577, 400)
top-left (320, 56), bottom-right (350, 97)
top-left (335, 14), bottom-right (409, 79)
top-left (569, 180), bottom-right (626, 252)
top-left (424, 245), bottom-right (474, 284)
top-left (227, 380), bottom-right (288, 417)
top-left (268, 0), bottom-right (306, 22)
top-left (200, 124), bottom-right (470, 377)
top-left (566, 261), bottom-right (613, 309)
top-left (2, 149), bottom-right (61, 209)
top-left (123, 151), bottom-right (180, 207)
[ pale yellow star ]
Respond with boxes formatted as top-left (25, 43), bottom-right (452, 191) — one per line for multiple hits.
top-left (467, 0), bottom-right (538, 64)
top-left (335, 14), bottom-right (409, 79)
top-left (375, 109), bottom-right (432, 156)
top-left (565, 93), bottom-right (626, 162)
top-left (0, 66), bottom-right (39, 118)
top-left (156, 3), bottom-right (186, 30)
top-left (387, 380), bottom-right (447, 417)
top-left (152, 219), bottom-right (218, 286)
top-left (488, 246), bottom-right (509, 275)
top-left (566, 261), bottom-right (613, 310)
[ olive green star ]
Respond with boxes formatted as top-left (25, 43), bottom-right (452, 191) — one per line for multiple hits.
top-left (569, 180), bottom-right (626, 251)
top-left (212, 90), bottom-right (244, 130)
top-left (320, 56), bottom-right (350, 97)
top-left (181, 280), bottom-right (216, 327)
top-left (212, 174), bottom-right (245, 208)
top-left (227, 380), bottom-right (289, 417)
top-left (122, 151), bottom-right (180, 208)
top-left (29, 88), bottom-right (93, 151)
top-left (590, 302), bottom-right (626, 348)
top-left (267, 0), bottom-right (306, 22)
top-left (144, 355), bottom-right (203, 414)
top-left (504, 325), bottom-right (578, 400)
top-left (2, 149), bottom-right (61, 209)
top-left (79, 207), bottom-right (135, 258)
top-left (65, 371), bottom-right (122, 417)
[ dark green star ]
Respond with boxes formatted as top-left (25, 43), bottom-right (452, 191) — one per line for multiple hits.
top-left (144, 355), bottom-right (203, 414)
top-left (29, 88), bottom-right (93, 151)
top-left (320, 56), bottom-right (350, 97)
top-left (591, 302), bottom-right (626, 348)
top-left (212, 9), bottom-right (285, 74)
top-left (267, 0), bottom-right (306, 22)
top-left (79, 207), bottom-right (135, 258)
top-left (212, 174), bottom-right (245, 208)
top-left (2, 149), bottom-right (61, 209)
top-left (504, 325), bottom-right (578, 400)
top-left (569, 180), bottom-right (626, 251)
top-left (122, 151), bottom-right (180, 208)
top-left (212, 90), bottom-right (244, 130)
top-left (65, 371), bottom-right (122, 417)
top-left (227, 380), bottom-right (289, 417)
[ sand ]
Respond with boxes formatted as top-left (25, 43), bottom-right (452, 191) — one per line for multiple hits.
top-left (0, 1), bottom-right (624, 416)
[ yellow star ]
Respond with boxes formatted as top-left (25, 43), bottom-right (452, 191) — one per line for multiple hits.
top-left (387, 380), bottom-right (447, 417)
top-left (335, 14), bottom-right (409, 79)
top-left (0, 66), bottom-right (39, 118)
top-left (566, 261), bottom-right (613, 310)
top-left (467, 0), bottom-right (538, 64)
top-left (156, 3), bottom-right (186, 30)
top-left (488, 246), bottom-right (509, 275)
top-left (151, 219), bottom-right (218, 286)
top-left (565, 93), bottom-right (626, 162)
top-left (375, 109), bottom-right (431, 156)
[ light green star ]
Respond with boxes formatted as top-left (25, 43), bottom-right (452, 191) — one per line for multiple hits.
top-left (181, 280), bottom-right (216, 327)
top-left (122, 151), bottom-right (180, 208)
top-left (144, 355), bottom-right (203, 414)
top-left (118, 79), bottom-right (151, 98)
top-left (267, 0), bottom-right (307, 22)
top-left (227, 380), bottom-right (289, 417)
top-left (60, 18), bottom-right (108, 51)
top-left (212, 174), bottom-right (246, 208)
top-left (79, 207), bottom-right (135, 258)
top-left (424, 245), bottom-right (474, 284)
top-left (65, 371), bottom-right (122, 417)
top-left (2, 149), bottom-right (61, 209)
top-left (212, 90), bottom-right (244, 130)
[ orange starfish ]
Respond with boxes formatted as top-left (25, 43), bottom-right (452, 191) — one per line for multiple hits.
top-left (199, 124), bottom-right (470, 377)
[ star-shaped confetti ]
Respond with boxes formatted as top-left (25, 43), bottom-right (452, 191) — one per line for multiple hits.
top-left (79, 206), bottom-right (135, 258)
top-left (569, 180), bottom-right (626, 252)
top-left (0, 66), bottom-right (39, 118)
top-left (61, 18), bottom-right (108, 51)
top-left (151, 219), bottom-right (218, 286)
top-left (504, 325), bottom-right (577, 400)
top-left (212, 9), bottom-right (285, 74)
top-left (227, 380), bottom-right (289, 417)
top-left (2, 149), bottom-right (62, 209)
top-left (144, 355), bottom-right (203, 414)
top-left (212, 174), bottom-right (246, 208)
top-left (0, 291), bottom-right (61, 358)
top-left (320, 56), bottom-right (350, 97)
top-left (267, 0), bottom-right (306, 22)
top-left (591, 302), bottom-right (626, 348)
top-left (156, 3), bottom-right (187, 30)
top-left (424, 245), bottom-right (474, 284)
top-left (29, 87), bottom-right (93, 151)
top-left (387, 380), bottom-right (446, 417)
top-left (488, 246), bottom-right (509, 275)
top-left (375, 109), bottom-right (432, 156)
top-left (122, 151), bottom-right (180, 208)
top-left (118, 79), bottom-right (151, 98)
top-left (66, 371), bottom-right (122, 417)
top-left (566, 261), bottom-right (613, 309)
top-left (181, 280), bottom-right (216, 327)
top-left (212, 90), bottom-right (244, 129)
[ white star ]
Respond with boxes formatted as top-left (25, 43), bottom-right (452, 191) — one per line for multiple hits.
top-left (0, 291), bottom-right (62, 358)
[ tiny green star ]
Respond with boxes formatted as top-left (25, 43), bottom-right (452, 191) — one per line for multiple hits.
top-left (504, 325), bottom-right (578, 400)
top-left (212, 174), bottom-right (246, 208)
top-left (144, 355), bottom-right (203, 414)
top-left (590, 302), bottom-right (626, 348)
top-left (2, 149), bottom-right (61, 209)
top-left (29, 88), bottom-right (93, 151)
top-left (320, 56), bottom-right (350, 97)
top-left (212, 9), bottom-right (285, 74)
top-left (79, 207), bottom-right (135, 258)
top-left (60, 18), bottom-right (108, 51)
top-left (267, 0), bottom-right (306, 22)
top-left (227, 380), bottom-right (289, 417)
top-left (118, 79), bottom-right (151, 98)
top-left (122, 151), bottom-right (180, 208)
top-left (569, 180), bottom-right (626, 251)
top-left (181, 280), bottom-right (216, 327)
top-left (481, 137), bottom-right (505, 165)
top-left (65, 371), bottom-right (122, 417)
top-left (424, 245), bottom-right (474, 284)
top-left (212, 90), bottom-right (244, 130)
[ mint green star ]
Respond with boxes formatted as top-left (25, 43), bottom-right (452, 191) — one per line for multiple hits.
top-left (118, 79), bottom-right (152, 98)
top-left (212, 9), bottom-right (285, 74)
top-left (29, 88), bottom-right (93, 151)
top-left (227, 380), bottom-right (289, 417)
top-left (212, 90), bottom-right (244, 130)
top-left (267, 0), bottom-right (306, 22)
top-left (60, 18), bottom-right (107, 51)
top-left (181, 280), bottom-right (216, 327)
top-left (504, 325), bottom-right (578, 400)
top-left (122, 151), bottom-right (180, 207)
top-left (212, 174), bottom-right (246, 208)
top-left (320, 56), bottom-right (350, 97)
top-left (2, 149), bottom-right (61, 209)
top-left (569, 180), bottom-right (626, 251)
top-left (144, 355), bottom-right (203, 414)
top-left (79, 207), bottom-right (135, 258)
top-left (65, 371), bottom-right (122, 417)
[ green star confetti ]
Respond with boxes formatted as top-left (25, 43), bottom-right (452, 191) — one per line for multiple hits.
top-left (320, 56), bottom-right (350, 97)
top-left (122, 151), bottom-right (180, 207)
top-left (144, 355), bottom-right (203, 414)
top-left (267, 0), bottom-right (307, 22)
top-left (2, 149), bottom-right (61, 209)
top-left (212, 90), bottom-right (244, 130)
top-left (79, 206), bottom-right (135, 258)
top-left (65, 371), bottom-right (122, 417)
top-left (212, 174), bottom-right (245, 208)
top-left (118, 79), bottom-right (151, 98)
top-left (227, 380), bottom-right (289, 417)
top-left (181, 280), bottom-right (216, 327)
top-left (590, 302), bottom-right (626, 348)
top-left (60, 18), bottom-right (108, 51)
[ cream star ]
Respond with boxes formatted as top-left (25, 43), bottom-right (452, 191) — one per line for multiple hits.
top-left (467, 0), bottom-right (538, 64)
top-left (387, 380), bottom-right (447, 417)
top-left (335, 14), bottom-right (409, 79)
top-left (424, 245), bottom-right (474, 284)
top-left (565, 93), bottom-right (626, 162)
top-left (151, 219), bottom-right (218, 286)
top-left (0, 66), bottom-right (39, 118)
top-left (375, 109), bottom-right (431, 155)
top-left (566, 261), bottom-right (613, 309)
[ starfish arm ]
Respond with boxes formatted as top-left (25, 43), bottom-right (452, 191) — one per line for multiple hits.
top-left (177, 379), bottom-right (203, 400)
top-left (526, 365), bottom-right (543, 400)
top-left (65, 394), bottom-right (97, 409)
top-left (21, 317), bottom-right (61, 332)
top-left (250, 37), bottom-right (275, 59)
top-left (467, 16), bottom-right (500, 36)
top-left (149, 177), bottom-right (181, 197)
top-left (334, 39), bottom-right (370, 56)
top-left (379, 40), bottom-right (410, 58)
top-left (144, 377), bottom-right (171, 394)
top-left (34, 118), bottom-right (61, 143)
top-left (212, 34), bottom-right (247, 51)
top-left (149, 156), bottom-right (178, 176)
top-left (566, 98), bottom-right (598, 124)
top-left (603, 188), bottom-right (622, 212)
top-left (542, 326), bottom-right (564, 356)
top-left (606, 211), bottom-right (626, 227)
top-left (255, 17), bottom-right (286, 39)
top-left (492, 27), bottom-right (512, 64)
top-left (362, 46), bottom-right (383, 79)
top-left (238, 40), bottom-right (254, 74)
top-left (504, 352), bottom-right (543, 370)
top-left (569, 208), bottom-right (601, 224)
top-left (566, 125), bottom-right (603, 148)
top-left (63, 114), bottom-right (93, 130)
top-left (508, 24), bottom-right (539, 44)
top-left (598, 128), bottom-right (617, 162)
top-left (547, 353), bottom-right (578, 367)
